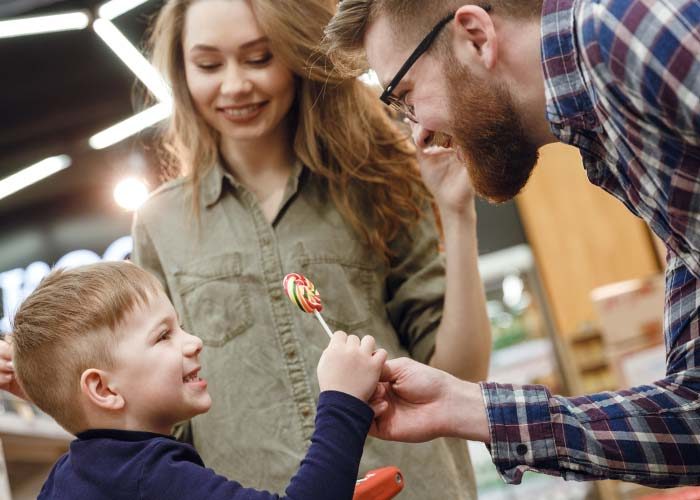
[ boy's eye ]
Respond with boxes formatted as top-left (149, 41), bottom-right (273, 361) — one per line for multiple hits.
top-left (157, 330), bottom-right (171, 342)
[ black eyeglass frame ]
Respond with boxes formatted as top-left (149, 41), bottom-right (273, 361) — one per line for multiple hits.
top-left (379, 6), bottom-right (492, 121)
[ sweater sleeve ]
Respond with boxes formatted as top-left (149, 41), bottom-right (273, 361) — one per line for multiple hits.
top-left (140, 391), bottom-right (373, 500)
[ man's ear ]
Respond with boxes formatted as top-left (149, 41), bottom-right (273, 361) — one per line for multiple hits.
top-left (80, 369), bottom-right (125, 411)
top-left (451, 5), bottom-right (498, 70)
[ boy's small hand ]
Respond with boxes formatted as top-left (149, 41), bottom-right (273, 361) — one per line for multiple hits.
top-left (317, 331), bottom-right (387, 403)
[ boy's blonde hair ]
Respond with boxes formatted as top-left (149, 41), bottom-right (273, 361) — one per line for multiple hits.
top-left (11, 261), bottom-right (162, 434)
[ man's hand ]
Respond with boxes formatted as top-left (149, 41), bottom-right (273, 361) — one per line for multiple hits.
top-left (368, 357), bottom-right (490, 443)
top-left (411, 123), bottom-right (475, 216)
top-left (0, 336), bottom-right (28, 401)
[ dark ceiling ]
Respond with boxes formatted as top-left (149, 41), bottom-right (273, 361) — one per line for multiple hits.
top-left (0, 0), bottom-right (165, 219)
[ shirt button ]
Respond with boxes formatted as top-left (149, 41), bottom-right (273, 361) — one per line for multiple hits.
top-left (301, 407), bottom-right (312, 418)
top-left (516, 444), bottom-right (528, 456)
top-left (287, 350), bottom-right (296, 360)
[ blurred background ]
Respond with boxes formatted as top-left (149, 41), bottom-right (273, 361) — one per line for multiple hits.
top-left (0, 1), bottom-right (690, 499)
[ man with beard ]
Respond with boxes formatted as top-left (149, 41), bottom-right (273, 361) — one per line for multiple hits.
top-left (325, 0), bottom-right (700, 489)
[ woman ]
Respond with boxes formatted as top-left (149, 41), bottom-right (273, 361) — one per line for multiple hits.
top-left (131, 0), bottom-right (490, 498)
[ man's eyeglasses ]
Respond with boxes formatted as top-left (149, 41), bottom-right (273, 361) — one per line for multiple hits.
top-left (379, 6), bottom-right (491, 123)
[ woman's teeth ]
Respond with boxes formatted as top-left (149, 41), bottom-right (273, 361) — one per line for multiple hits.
top-left (223, 104), bottom-right (262, 117)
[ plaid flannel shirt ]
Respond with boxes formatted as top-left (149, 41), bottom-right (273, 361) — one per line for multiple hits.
top-left (480, 0), bottom-right (700, 486)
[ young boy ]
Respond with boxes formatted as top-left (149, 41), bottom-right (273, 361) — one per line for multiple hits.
top-left (11, 261), bottom-right (387, 500)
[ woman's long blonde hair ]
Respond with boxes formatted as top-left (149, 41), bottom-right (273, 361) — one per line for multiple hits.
top-left (148, 0), bottom-right (431, 261)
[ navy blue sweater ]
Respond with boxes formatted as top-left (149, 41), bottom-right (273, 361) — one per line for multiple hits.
top-left (39, 391), bottom-right (373, 500)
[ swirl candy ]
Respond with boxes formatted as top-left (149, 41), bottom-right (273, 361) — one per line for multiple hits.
top-left (283, 273), bottom-right (332, 338)
top-left (284, 273), bottom-right (323, 313)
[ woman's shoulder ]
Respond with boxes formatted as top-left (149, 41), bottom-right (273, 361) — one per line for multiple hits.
top-left (135, 177), bottom-right (192, 225)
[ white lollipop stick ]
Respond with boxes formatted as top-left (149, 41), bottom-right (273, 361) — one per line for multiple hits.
top-left (314, 310), bottom-right (333, 338)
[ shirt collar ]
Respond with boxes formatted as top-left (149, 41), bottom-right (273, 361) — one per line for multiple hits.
top-left (540, 0), bottom-right (598, 131)
top-left (76, 428), bottom-right (175, 442)
top-left (201, 162), bottom-right (230, 208)
top-left (200, 159), bottom-right (305, 209)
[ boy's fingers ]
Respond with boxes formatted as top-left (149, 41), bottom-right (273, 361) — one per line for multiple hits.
top-left (330, 331), bottom-right (347, 345)
top-left (372, 348), bottom-right (388, 367)
top-left (360, 334), bottom-right (376, 354)
top-left (346, 334), bottom-right (361, 348)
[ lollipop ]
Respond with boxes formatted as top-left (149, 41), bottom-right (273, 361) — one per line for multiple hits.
top-left (283, 273), bottom-right (333, 338)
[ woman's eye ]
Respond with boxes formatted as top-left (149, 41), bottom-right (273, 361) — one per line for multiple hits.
top-left (248, 53), bottom-right (272, 66)
top-left (196, 62), bottom-right (221, 70)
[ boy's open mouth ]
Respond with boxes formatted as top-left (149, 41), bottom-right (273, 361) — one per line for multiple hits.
top-left (183, 368), bottom-right (201, 383)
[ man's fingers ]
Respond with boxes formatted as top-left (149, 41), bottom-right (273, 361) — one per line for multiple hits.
top-left (379, 357), bottom-right (412, 382)
top-left (370, 400), bottom-right (388, 417)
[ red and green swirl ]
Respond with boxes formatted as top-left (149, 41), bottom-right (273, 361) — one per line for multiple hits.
top-left (283, 273), bottom-right (323, 313)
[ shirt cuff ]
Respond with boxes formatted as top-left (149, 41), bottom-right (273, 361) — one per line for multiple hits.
top-left (318, 391), bottom-right (374, 422)
top-left (480, 382), bottom-right (560, 484)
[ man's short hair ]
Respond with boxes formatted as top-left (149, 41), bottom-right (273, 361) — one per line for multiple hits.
top-left (11, 261), bottom-right (162, 434)
top-left (324, 0), bottom-right (543, 74)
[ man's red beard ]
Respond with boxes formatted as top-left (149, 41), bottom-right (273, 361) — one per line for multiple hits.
top-left (445, 56), bottom-right (540, 203)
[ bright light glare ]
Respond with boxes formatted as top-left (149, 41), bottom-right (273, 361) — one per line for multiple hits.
top-left (0, 12), bottom-right (90, 39)
top-left (0, 155), bottom-right (72, 201)
top-left (359, 70), bottom-right (381, 88)
top-left (114, 178), bottom-right (149, 211)
top-left (98, 0), bottom-right (151, 20)
top-left (89, 102), bottom-right (172, 150)
top-left (92, 18), bottom-right (171, 103)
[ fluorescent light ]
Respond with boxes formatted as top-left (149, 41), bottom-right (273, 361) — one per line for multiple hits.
top-left (89, 102), bottom-right (172, 150)
top-left (93, 18), bottom-right (171, 103)
top-left (0, 155), bottom-right (71, 201)
top-left (98, 0), bottom-right (151, 20)
top-left (0, 12), bottom-right (90, 39)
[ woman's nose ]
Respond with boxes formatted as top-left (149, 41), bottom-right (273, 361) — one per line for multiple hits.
top-left (220, 65), bottom-right (253, 97)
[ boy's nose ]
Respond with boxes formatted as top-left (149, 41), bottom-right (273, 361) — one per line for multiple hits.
top-left (183, 332), bottom-right (203, 356)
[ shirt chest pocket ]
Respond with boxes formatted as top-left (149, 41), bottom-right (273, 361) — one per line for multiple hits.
top-left (173, 253), bottom-right (253, 347)
top-left (292, 240), bottom-right (383, 332)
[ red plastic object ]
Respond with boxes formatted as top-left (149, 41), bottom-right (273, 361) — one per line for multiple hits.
top-left (636, 487), bottom-right (700, 500)
top-left (353, 466), bottom-right (404, 500)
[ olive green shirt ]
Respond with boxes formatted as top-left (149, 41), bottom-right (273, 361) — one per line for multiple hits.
top-left (131, 162), bottom-right (476, 499)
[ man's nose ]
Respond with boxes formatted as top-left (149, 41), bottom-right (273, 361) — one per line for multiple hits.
top-left (411, 122), bottom-right (434, 149)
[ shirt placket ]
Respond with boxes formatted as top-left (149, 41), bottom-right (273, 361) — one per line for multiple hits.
top-left (237, 187), bottom-right (317, 439)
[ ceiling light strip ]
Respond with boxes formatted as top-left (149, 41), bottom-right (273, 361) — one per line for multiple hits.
top-left (0, 155), bottom-right (72, 201)
top-left (92, 18), bottom-right (171, 104)
top-left (0, 12), bottom-right (89, 39)
top-left (98, 0), bottom-right (151, 21)
top-left (89, 102), bottom-right (172, 150)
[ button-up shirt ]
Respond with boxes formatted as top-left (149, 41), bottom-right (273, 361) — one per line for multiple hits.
top-left (481, 0), bottom-right (700, 486)
top-left (132, 161), bottom-right (476, 499)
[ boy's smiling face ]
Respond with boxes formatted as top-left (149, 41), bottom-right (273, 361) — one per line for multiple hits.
top-left (109, 290), bottom-right (212, 434)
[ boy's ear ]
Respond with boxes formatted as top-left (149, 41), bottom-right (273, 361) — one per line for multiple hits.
top-left (452, 5), bottom-right (498, 70)
top-left (80, 369), bottom-right (125, 411)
